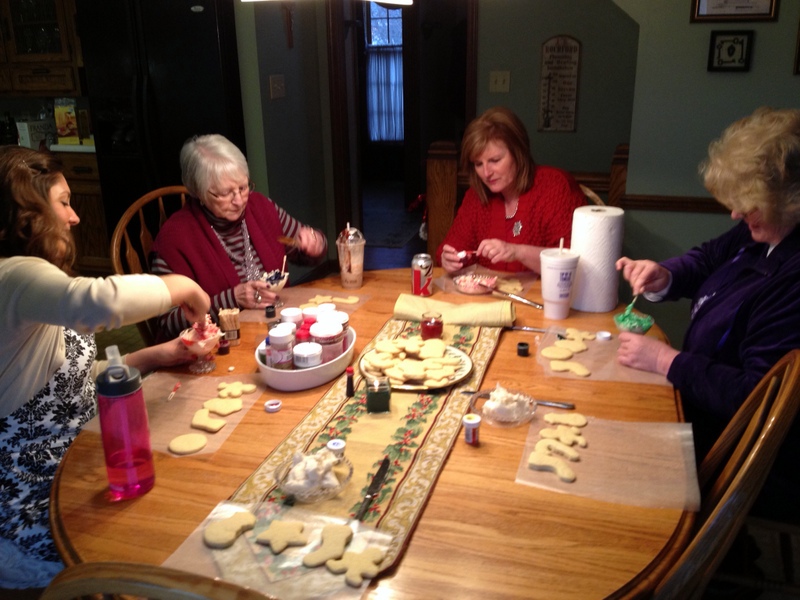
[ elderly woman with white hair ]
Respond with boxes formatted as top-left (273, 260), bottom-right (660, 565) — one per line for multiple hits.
top-left (616, 107), bottom-right (800, 523)
top-left (150, 134), bottom-right (327, 340)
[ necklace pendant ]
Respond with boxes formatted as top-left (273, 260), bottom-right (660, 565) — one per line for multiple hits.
top-left (513, 220), bottom-right (522, 237)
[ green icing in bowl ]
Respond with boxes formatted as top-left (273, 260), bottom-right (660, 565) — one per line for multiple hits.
top-left (613, 310), bottom-right (654, 334)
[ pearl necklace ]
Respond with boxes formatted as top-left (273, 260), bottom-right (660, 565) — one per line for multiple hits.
top-left (505, 197), bottom-right (522, 237)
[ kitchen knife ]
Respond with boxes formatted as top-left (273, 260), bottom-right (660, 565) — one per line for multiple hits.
top-left (354, 456), bottom-right (390, 521)
top-left (459, 390), bottom-right (575, 410)
top-left (505, 325), bottom-right (567, 339)
top-left (479, 282), bottom-right (544, 309)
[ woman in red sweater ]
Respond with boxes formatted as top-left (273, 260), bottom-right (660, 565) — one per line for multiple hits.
top-left (437, 107), bottom-right (586, 273)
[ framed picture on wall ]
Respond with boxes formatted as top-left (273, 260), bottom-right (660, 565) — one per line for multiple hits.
top-left (692, 0), bottom-right (778, 22)
top-left (707, 30), bottom-right (754, 71)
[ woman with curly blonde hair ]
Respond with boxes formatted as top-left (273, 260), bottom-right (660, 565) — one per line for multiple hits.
top-left (615, 107), bottom-right (800, 524)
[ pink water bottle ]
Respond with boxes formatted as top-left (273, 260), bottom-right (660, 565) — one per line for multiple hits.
top-left (95, 345), bottom-right (155, 501)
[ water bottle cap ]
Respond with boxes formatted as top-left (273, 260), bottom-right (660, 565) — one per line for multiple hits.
top-left (96, 345), bottom-right (142, 397)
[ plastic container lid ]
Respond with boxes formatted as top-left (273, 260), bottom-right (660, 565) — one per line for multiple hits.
top-left (280, 307), bottom-right (303, 324)
top-left (310, 321), bottom-right (343, 338)
top-left (337, 222), bottom-right (364, 244)
top-left (265, 305), bottom-right (276, 319)
top-left (270, 324), bottom-right (295, 345)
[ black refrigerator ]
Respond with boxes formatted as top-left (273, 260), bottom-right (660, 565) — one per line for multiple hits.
top-left (75, 0), bottom-right (246, 236)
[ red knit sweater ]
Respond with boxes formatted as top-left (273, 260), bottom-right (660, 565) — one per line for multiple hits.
top-left (436, 165), bottom-right (586, 272)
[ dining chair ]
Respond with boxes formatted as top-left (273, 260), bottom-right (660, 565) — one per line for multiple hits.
top-left (608, 349), bottom-right (800, 599)
top-left (650, 349), bottom-right (800, 599)
top-left (40, 561), bottom-right (276, 600)
top-left (579, 183), bottom-right (605, 206)
top-left (109, 185), bottom-right (189, 345)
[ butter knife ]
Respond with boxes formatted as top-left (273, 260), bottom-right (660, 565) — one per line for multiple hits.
top-left (479, 282), bottom-right (544, 309)
top-left (354, 456), bottom-right (390, 521)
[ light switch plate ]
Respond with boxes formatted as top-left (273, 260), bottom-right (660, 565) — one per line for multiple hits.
top-left (489, 70), bottom-right (510, 93)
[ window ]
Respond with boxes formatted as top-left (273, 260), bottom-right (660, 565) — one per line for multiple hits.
top-left (365, 3), bottom-right (403, 142)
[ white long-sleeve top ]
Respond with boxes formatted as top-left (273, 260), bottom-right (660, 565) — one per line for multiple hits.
top-left (0, 256), bottom-right (172, 417)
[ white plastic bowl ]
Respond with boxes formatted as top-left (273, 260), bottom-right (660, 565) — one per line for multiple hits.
top-left (255, 327), bottom-right (357, 391)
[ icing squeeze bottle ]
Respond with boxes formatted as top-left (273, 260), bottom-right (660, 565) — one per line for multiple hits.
top-left (95, 345), bottom-right (155, 501)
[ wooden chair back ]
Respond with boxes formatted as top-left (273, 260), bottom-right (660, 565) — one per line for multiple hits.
top-left (423, 141), bottom-right (627, 255)
top-left (608, 349), bottom-right (800, 599)
top-left (40, 560), bottom-right (275, 600)
top-left (579, 183), bottom-right (605, 206)
top-left (651, 350), bottom-right (800, 599)
top-left (109, 185), bottom-right (189, 345)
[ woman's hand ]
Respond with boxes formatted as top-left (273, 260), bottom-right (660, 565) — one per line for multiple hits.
top-left (234, 280), bottom-right (276, 309)
top-left (125, 338), bottom-right (195, 375)
top-left (617, 332), bottom-right (679, 376)
top-left (616, 257), bottom-right (670, 296)
top-left (296, 226), bottom-right (326, 257)
top-left (160, 274), bottom-right (210, 324)
top-left (440, 244), bottom-right (467, 274)
top-left (477, 238), bottom-right (516, 265)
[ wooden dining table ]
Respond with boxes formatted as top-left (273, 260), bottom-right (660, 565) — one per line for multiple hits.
top-left (50, 268), bottom-right (693, 600)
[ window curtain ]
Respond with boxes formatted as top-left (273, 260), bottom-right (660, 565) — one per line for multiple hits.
top-left (367, 45), bottom-right (404, 141)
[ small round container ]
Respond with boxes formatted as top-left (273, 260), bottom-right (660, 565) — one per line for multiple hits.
top-left (302, 306), bottom-right (319, 323)
top-left (265, 305), bottom-right (277, 319)
top-left (462, 413), bottom-right (481, 446)
top-left (293, 342), bottom-right (323, 369)
top-left (316, 302), bottom-right (337, 314)
top-left (295, 328), bottom-right (311, 344)
top-left (280, 307), bottom-right (304, 325)
top-left (469, 389), bottom-right (537, 428)
top-left (319, 310), bottom-right (350, 332)
top-left (420, 311), bottom-right (443, 340)
top-left (275, 455), bottom-right (353, 503)
top-left (269, 325), bottom-right (295, 370)
top-left (310, 321), bottom-right (344, 364)
top-left (326, 438), bottom-right (346, 459)
top-left (517, 342), bottom-right (529, 357)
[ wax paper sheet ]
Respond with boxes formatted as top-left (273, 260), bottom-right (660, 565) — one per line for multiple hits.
top-left (535, 329), bottom-right (671, 386)
top-left (163, 501), bottom-right (393, 600)
top-left (515, 416), bottom-right (700, 511)
top-left (238, 287), bottom-right (369, 323)
top-left (84, 372), bottom-right (265, 456)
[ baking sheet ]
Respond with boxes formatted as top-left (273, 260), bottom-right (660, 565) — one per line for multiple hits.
top-left (515, 417), bottom-right (700, 511)
top-left (163, 501), bottom-right (392, 600)
top-left (84, 371), bottom-right (265, 456)
top-left (535, 329), bottom-right (671, 386)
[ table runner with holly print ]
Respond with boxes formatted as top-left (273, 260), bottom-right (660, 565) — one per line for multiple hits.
top-left (229, 318), bottom-right (501, 571)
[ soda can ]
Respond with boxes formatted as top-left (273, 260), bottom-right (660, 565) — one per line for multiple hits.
top-left (411, 253), bottom-right (433, 296)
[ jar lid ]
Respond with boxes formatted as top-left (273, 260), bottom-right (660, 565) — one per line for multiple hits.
top-left (293, 341), bottom-right (323, 358)
top-left (295, 329), bottom-right (311, 343)
top-left (310, 321), bottom-right (343, 337)
top-left (269, 324), bottom-right (294, 344)
top-left (280, 307), bottom-right (303, 323)
top-left (265, 305), bottom-right (276, 318)
top-left (462, 413), bottom-right (481, 427)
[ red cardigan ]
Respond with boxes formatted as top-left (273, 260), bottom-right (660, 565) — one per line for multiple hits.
top-left (151, 192), bottom-right (287, 298)
top-left (436, 165), bottom-right (586, 272)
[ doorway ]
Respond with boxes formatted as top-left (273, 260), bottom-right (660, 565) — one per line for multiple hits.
top-left (328, 0), bottom-right (473, 264)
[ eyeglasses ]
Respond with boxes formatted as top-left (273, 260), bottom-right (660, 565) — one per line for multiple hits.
top-left (208, 181), bottom-right (255, 202)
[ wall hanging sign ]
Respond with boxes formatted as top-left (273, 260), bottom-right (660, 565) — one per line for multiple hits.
top-left (692, 0), bottom-right (778, 22)
top-left (707, 30), bottom-right (754, 72)
top-left (538, 35), bottom-right (580, 133)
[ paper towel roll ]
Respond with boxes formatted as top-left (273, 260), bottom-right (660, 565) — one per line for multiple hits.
top-left (569, 205), bottom-right (625, 312)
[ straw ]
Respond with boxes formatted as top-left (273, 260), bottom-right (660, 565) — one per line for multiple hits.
top-left (281, 255), bottom-right (287, 275)
top-left (559, 237), bottom-right (564, 254)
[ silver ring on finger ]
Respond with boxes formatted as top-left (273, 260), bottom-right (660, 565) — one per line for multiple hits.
top-left (255, 292), bottom-right (261, 304)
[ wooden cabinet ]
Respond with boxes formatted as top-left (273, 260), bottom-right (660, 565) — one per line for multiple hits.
top-left (57, 151), bottom-right (111, 276)
top-left (0, 0), bottom-right (79, 95)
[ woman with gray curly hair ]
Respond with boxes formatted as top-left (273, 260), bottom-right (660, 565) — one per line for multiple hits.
top-left (150, 134), bottom-right (327, 340)
top-left (615, 107), bottom-right (800, 523)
